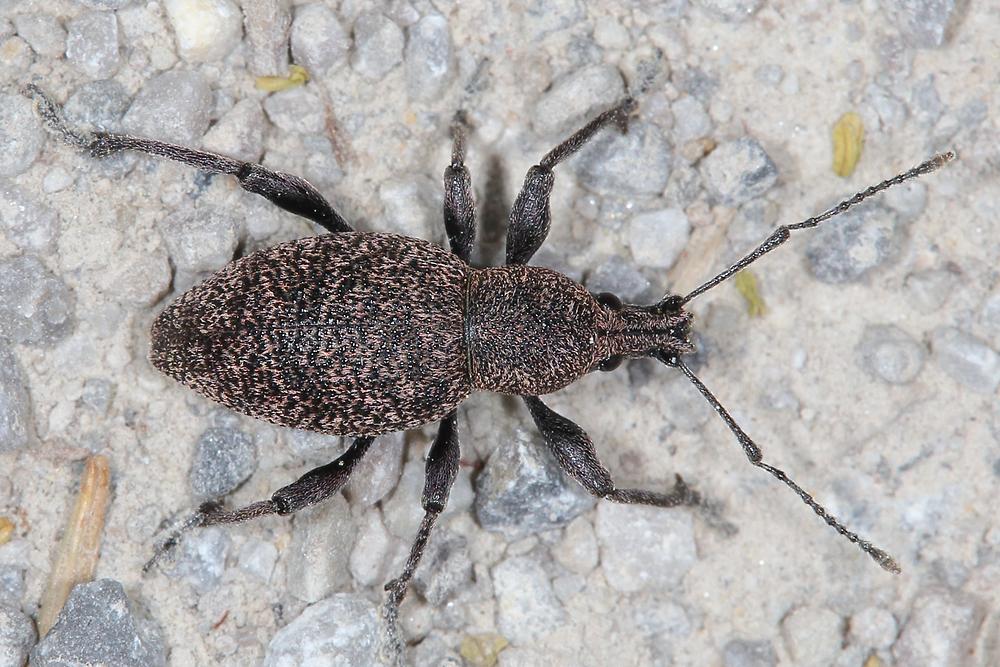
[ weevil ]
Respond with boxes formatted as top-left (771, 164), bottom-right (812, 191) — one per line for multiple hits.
top-left (25, 84), bottom-right (954, 659)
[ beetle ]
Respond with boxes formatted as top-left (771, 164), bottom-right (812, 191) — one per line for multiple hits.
top-left (25, 83), bottom-right (953, 659)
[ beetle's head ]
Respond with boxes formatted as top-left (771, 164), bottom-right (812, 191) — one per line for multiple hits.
top-left (592, 292), bottom-right (695, 372)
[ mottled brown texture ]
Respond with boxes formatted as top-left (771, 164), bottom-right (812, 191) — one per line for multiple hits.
top-left (150, 233), bottom-right (470, 436)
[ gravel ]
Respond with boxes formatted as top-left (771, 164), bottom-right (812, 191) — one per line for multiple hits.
top-left (722, 639), bottom-right (778, 667)
top-left (291, 3), bottom-right (349, 74)
top-left (65, 11), bottom-right (120, 80)
top-left (63, 79), bottom-right (131, 132)
top-left (892, 593), bottom-right (985, 666)
top-left (881, 0), bottom-right (965, 48)
top-left (780, 606), bottom-right (843, 667)
top-left (803, 202), bottom-right (900, 284)
top-left (855, 323), bottom-right (927, 384)
top-left (188, 425), bottom-right (258, 500)
top-left (0, 94), bottom-right (44, 178)
top-left (0, 181), bottom-right (59, 253)
top-left (350, 12), bottom-right (405, 81)
top-left (627, 207), bottom-right (692, 269)
top-left (577, 121), bottom-right (672, 196)
top-left (0, 255), bottom-right (75, 347)
top-left (405, 15), bottom-right (454, 103)
top-left (0, 344), bottom-right (31, 454)
top-left (122, 71), bottom-right (213, 144)
top-left (263, 594), bottom-right (379, 667)
top-left (532, 64), bottom-right (625, 137)
top-left (699, 137), bottom-right (778, 206)
top-left (30, 579), bottom-right (165, 667)
top-left (285, 495), bottom-right (355, 603)
top-left (0, 605), bottom-right (34, 667)
top-left (492, 554), bottom-right (567, 645)
top-left (930, 326), bottom-right (1000, 394)
top-left (157, 206), bottom-right (241, 281)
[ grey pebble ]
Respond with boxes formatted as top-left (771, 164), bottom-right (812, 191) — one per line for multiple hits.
top-left (263, 86), bottom-right (325, 134)
top-left (754, 64), bottom-right (784, 87)
top-left (189, 426), bottom-right (258, 500)
top-left (0, 605), bottom-right (35, 667)
top-left (629, 597), bottom-right (692, 655)
top-left (585, 255), bottom-right (652, 303)
top-left (595, 501), bottom-right (697, 593)
top-left (881, 0), bottom-right (964, 48)
top-left (474, 427), bottom-right (594, 538)
top-left (286, 495), bottom-right (355, 603)
top-left (30, 579), bottom-right (165, 667)
top-left (864, 83), bottom-right (908, 131)
top-left (780, 605), bottom-right (843, 667)
top-left (80, 377), bottom-right (115, 414)
top-left (892, 592), bottom-right (984, 667)
top-left (0, 181), bottom-right (59, 252)
top-left (492, 554), bottom-right (567, 645)
top-left (855, 324), bottom-right (926, 385)
top-left (0, 565), bottom-right (26, 609)
top-left (671, 95), bottom-right (712, 143)
top-left (412, 530), bottom-right (472, 605)
top-left (723, 638), bottom-right (777, 667)
top-left (699, 137), bottom-right (778, 206)
top-left (168, 527), bottom-right (230, 593)
top-left (577, 121), bottom-right (672, 197)
top-left (0, 345), bottom-right (31, 454)
top-left (243, 0), bottom-right (290, 76)
top-left (202, 98), bottom-right (266, 163)
top-left (123, 71), bottom-right (213, 144)
top-left (410, 635), bottom-right (461, 667)
top-left (158, 206), bottom-right (241, 280)
top-left (532, 64), bottom-right (624, 137)
top-left (0, 93), bottom-right (45, 178)
top-left (65, 11), bottom-right (120, 80)
top-left (344, 430), bottom-right (405, 507)
top-left (63, 79), bottom-right (131, 132)
top-left (0, 255), bottom-right (76, 347)
top-left (910, 75), bottom-right (944, 127)
top-left (627, 207), bottom-right (691, 269)
top-left (350, 12), bottom-right (405, 81)
top-left (848, 607), bottom-right (897, 651)
top-left (76, 0), bottom-right (135, 8)
top-left (238, 538), bottom-right (278, 582)
top-left (930, 326), bottom-right (1000, 394)
top-left (263, 594), bottom-right (378, 667)
top-left (291, 3), bottom-right (349, 74)
top-left (13, 13), bottom-right (66, 57)
top-left (405, 14), bottom-right (453, 102)
top-left (694, 0), bottom-right (763, 22)
top-left (904, 267), bottom-right (956, 313)
top-left (803, 202), bottom-right (900, 284)
top-left (882, 180), bottom-right (927, 220)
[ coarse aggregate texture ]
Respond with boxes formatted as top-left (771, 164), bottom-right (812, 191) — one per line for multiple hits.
top-left (0, 1), bottom-right (997, 666)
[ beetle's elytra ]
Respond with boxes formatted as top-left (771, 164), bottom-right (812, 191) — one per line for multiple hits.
top-left (25, 83), bottom-right (953, 661)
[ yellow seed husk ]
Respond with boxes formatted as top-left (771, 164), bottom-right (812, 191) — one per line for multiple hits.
top-left (255, 64), bottom-right (310, 92)
top-left (735, 269), bottom-right (766, 317)
top-left (832, 111), bottom-right (864, 177)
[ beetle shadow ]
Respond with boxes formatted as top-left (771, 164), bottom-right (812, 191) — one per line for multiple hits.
top-left (472, 154), bottom-right (509, 268)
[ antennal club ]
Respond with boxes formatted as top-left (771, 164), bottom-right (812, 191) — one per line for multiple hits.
top-left (677, 151), bottom-right (957, 306)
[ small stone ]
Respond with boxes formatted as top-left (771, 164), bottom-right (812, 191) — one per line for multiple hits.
top-left (694, 0), bottom-right (763, 22)
top-left (893, 593), bottom-right (984, 666)
top-left (63, 79), bottom-right (131, 132)
top-left (723, 638), bottom-right (778, 667)
top-left (0, 346), bottom-right (31, 454)
top-left (881, 0), bottom-right (964, 48)
top-left (13, 13), bottom-right (66, 56)
top-left (348, 509), bottom-right (391, 587)
top-left (411, 635), bottom-right (461, 667)
top-left (855, 324), bottom-right (926, 385)
top-left (77, 0), bottom-right (135, 8)
top-left (0, 565), bottom-right (26, 609)
top-left (781, 606), bottom-right (843, 667)
top-left (671, 95), bottom-right (712, 143)
top-left (594, 501), bottom-right (697, 593)
top-left (238, 538), bottom-right (278, 582)
top-left (699, 138), bottom-right (778, 206)
top-left (412, 530), bottom-right (472, 605)
top-left (551, 516), bottom-right (598, 575)
top-left (189, 426), bottom-right (257, 499)
top-left (123, 71), bottom-right (213, 144)
top-left (158, 206), bottom-right (241, 279)
top-left (627, 207), bottom-right (691, 269)
top-left (286, 495), bottom-right (355, 603)
top-left (164, 0), bottom-right (242, 63)
top-left (474, 428), bottom-right (594, 539)
top-left (981, 293), bottom-right (1000, 337)
top-left (883, 180), bottom-right (927, 220)
top-left (0, 182), bottom-right (59, 252)
top-left (930, 327), bottom-right (1000, 394)
top-left (30, 579), bottom-right (165, 667)
top-left (0, 93), bottom-right (45, 177)
top-left (377, 175), bottom-right (443, 241)
top-left (263, 594), bottom-right (378, 667)
top-left (345, 430), bottom-right (405, 506)
top-left (577, 121), bottom-right (672, 197)
top-left (864, 83), bottom-right (908, 131)
top-left (42, 167), bottom-right (73, 193)
top-left (754, 64), bottom-right (784, 87)
top-left (585, 255), bottom-right (652, 303)
top-left (350, 12), bottom-right (404, 81)
top-left (803, 202), bottom-right (900, 284)
top-left (532, 64), bottom-right (625, 137)
top-left (262, 86), bottom-right (325, 134)
top-left (492, 554), bottom-right (566, 645)
top-left (291, 3), bottom-right (349, 74)
top-left (65, 11), bottom-right (120, 79)
top-left (911, 75), bottom-right (944, 127)
top-left (202, 98), bottom-right (266, 163)
top-left (0, 255), bottom-right (76, 347)
top-left (243, 0), bottom-right (290, 75)
top-left (405, 14), bottom-right (453, 102)
top-left (904, 268), bottom-right (956, 313)
top-left (0, 605), bottom-right (34, 667)
top-left (848, 607), bottom-right (897, 651)
top-left (629, 597), bottom-right (692, 655)
top-left (168, 527), bottom-right (230, 593)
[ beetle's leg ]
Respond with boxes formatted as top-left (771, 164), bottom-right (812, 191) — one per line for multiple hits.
top-left (523, 396), bottom-right (700, 507)
top-left (443, 113), bottom-right (476, 262)
top-left (23, 83), bottom-right (351, 234)
top-left (661, 354), bottom-right (902, 574)
top-left (144, 436), bottom-right (373, 572)
top-left (673, 151), bottom-right (956, 307)
top-left (506, 98), bottom-right (636, 265)
top-left (382, 410), bottom-right (460, 664)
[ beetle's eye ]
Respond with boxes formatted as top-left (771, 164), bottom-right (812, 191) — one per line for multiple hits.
top-left (595, 292), bottom-right (623, 311)
top-left (598, 355), bottom-right (623, 372)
